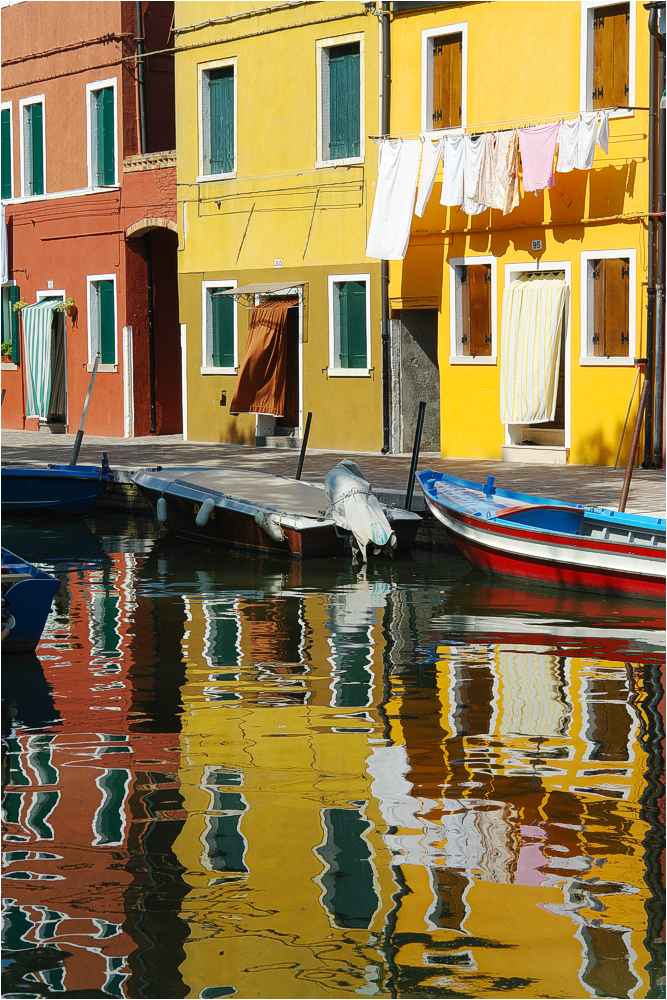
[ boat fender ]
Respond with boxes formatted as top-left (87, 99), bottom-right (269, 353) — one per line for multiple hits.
top-left (254, 511), bottom-right (286, 542)
top-left (196, 498), bottom-right (215, 527)
top-left (156, 497), bottom-right (168, 523)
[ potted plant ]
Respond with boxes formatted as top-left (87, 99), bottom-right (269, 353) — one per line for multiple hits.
top-left (1, 340), bottom-right (13, 361)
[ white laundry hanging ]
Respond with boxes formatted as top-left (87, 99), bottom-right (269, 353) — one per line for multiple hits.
top-left (366, 139), bottom-right (422, 260)
top-left (415, 136), bottom-right (444, 217)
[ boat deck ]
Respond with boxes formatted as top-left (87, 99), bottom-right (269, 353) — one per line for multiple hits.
top-left (143, 467), bottom-right (330, 519)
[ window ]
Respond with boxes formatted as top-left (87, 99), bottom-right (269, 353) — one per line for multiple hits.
top-left (449, 257), bottom-right (497, 363)
top-left (86, 80), bottom-right (117, 187)
top-left (199, 60), bottom-right (236, 178)
top-left (1, 103), bottom-right (12, 199)
top-left (1, 285), bottom-right (20, 363)
top-left (19, 96), bottom-right (44, 197)
top-left (201, 281), bottom-right (237, 373)
top-left (422, 24), bottom-right (467, 133)
top-left (582, 1), bottom-right (635, 113)
top-left (318, 36), bottom-right (363, 164)
top-left (88, 275), bottom-right (116, 366)
top-left (328, 275), bottom-right (370, 374)
top-left (581, 251), bottom-right (634, 362)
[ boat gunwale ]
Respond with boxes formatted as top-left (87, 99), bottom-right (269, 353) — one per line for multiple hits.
top-left (418, 469), bottom-right (667, 533)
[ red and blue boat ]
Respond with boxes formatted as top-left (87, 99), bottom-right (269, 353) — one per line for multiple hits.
top-left (418, 470), bottom-right (666, 601)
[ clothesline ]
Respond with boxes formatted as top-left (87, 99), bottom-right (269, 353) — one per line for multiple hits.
top-left (368, 106), bottom-right (646, 141)
top-left (365, 111), bottom-right (611, 260)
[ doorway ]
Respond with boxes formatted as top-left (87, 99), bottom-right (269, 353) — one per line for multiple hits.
top-left (502, 265), bottom-right (570, 456)
top-left (392, 309), bottom-right (440, 453)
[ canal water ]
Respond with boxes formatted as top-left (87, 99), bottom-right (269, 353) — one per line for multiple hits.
top-left (2, 512), bottom-right (664, 1000)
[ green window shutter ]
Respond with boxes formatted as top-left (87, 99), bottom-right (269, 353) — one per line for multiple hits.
top-left (1, 107), bottom-right (11, 199)
top-left (94, 88), bottom-right (115, 185)
top-left (98, 279), bottom-right (115, 364)
top-left (29, 102), bottom-right (44, 195)
top-left (101, 88), bottom-right (115, 185)
top-left (338, 281), bottom-right (367, 369)
top-left (211, 291), bottom-right (234, 367)
top-left (209, 69), bottom-right (234, 175)
top-left (9, 286), bottom-right (20, 363)
top-left (329, 43), bottom-right (360, 160)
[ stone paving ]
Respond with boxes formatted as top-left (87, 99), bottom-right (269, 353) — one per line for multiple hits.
top-left (1, 429), bottom-right (665, 515)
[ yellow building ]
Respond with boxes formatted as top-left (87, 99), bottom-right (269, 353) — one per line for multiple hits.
top-left (388, 0), bottom-right (663, 466)
top-left (174, 2), bottom-right (386, 452)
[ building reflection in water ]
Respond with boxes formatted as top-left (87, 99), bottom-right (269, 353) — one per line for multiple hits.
top-left (1, 526), bottom-right (664, 999)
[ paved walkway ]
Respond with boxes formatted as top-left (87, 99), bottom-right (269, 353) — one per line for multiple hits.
top-left (1, 429), bottom-right (665, 515)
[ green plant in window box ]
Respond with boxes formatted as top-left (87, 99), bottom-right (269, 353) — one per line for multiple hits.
top-left (1, 340), bottom-right (13, 359)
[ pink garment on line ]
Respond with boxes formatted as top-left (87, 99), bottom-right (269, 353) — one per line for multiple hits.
top-left (518, 122), bottom-right (560, 193)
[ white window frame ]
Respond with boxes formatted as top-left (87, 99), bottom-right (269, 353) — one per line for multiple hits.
top-left (580, 248), bottom-right (636, 365)
top-left (201, 279), bottom-right (238, 374)
top-left (18, 94), bottom-right (45, 199)
top-left (1, 101), bottom-right (13, 199)
top-left (86, 78), bottom-right (119, 189)
top-left (327, 272), bottom-right (371, 377)
top-left (502, 260), bottom-right (572, 449)
top-left (316, 33), bottom-right (365, 168)
top-left (580, 0), bottom-right (636, 117)
top-left (421, 22), bottom-right (468, 136)
top-left (197, 57), bottom-right (237, 182)
top-left (86, 273), bottom-right (118, 371)
top-left (36, 288), bottom-right (65, 303)
top-left (448, 255), bottom-right (497, 365)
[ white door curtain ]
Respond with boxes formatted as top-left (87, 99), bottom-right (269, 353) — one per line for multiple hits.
top-left (22, 299), bottom-right (62, 419)
top-left (500, 272), bottom-right (567, 425)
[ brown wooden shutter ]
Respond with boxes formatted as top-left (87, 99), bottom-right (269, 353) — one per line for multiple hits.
top-left (461, 264), bottom-right (492, 356)
top-left (593, 3), bottom-right (629, 109)
top-left (592, 258), bottom-right (629, 357)
top-left (432, 33), bottom-right (462, 129)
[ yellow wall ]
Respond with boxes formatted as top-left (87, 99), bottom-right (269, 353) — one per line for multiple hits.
top-left (175, 2), bottom-right (384, 450)
top-left (390, 1), bottom-right (651, 465)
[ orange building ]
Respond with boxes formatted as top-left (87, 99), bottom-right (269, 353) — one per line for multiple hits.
top-left (1, 1), bottom-right (182, 438)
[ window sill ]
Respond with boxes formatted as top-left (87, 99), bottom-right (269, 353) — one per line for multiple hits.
top-left (87, 363), bottom-right (117, 372)
top-left (315, 156), bottom-right (364, 169)
top-left (200, 366), bottom-right (237, 375)
top-left (196, 171), bottom-right (237, 184)
top-left (327, 367), bottom-right (371, 377)
top-left (582, 106), bottom-right (634, 119)
top-left (449, 355), bottom-right (496, 365)
top-left (579, 356), bottom-right (634, 366)
top-left (421, 125), bottom-right (466, 139)
top-left (1, 361), bottom-right (18, 370)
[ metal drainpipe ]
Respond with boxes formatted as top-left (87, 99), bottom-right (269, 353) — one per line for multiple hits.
top-left (643, 2), bottom-right (657, 465)
top-left (136, 1), bottom-right (148, 153)
top-left (380, 1), bottom-right (391, 454)
top-left (649, 4), bottom-right (665, 466)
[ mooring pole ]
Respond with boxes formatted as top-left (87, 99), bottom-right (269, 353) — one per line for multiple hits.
top-left (619, 379), bottom-right (651, 513)
top-left (295, 411), bottom-right (312, 481)
top-left (70, 355), bottom-right (100, 466)
top-left (404, 402), bottom-right (426, 511)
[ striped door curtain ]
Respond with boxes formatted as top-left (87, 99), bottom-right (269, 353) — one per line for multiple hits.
top-left (22, 299), bottom-right (59, 418)
top-left (500, 272), bottom-right (567, 424)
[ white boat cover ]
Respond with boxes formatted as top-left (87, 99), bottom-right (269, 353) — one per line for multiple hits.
top-left (324, 460), bottom-right (396, 561)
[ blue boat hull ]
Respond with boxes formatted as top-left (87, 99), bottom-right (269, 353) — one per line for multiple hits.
top-left (2, 548), bottom-right (60, 652)
top-left (1, 464), bottom-right (110, 513)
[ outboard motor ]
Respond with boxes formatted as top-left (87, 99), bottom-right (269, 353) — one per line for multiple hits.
top-left (324, 460), bottom-right (396, 562)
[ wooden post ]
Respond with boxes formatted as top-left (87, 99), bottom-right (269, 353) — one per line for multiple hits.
top-left (619, 379), bottom-right (650, 513)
